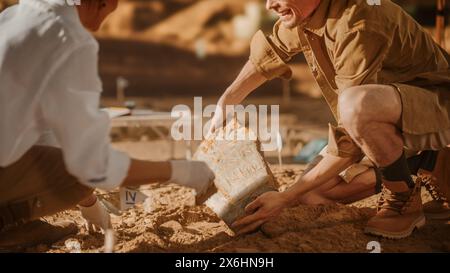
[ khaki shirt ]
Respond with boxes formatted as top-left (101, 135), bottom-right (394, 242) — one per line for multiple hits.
top-left (250, 0), bottom-right (450, 157)
top-left (250, 0), bottom-right (450, 118)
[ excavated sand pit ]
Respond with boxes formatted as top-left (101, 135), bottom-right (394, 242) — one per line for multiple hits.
top-left (28, 165), bottom-right (450, 253)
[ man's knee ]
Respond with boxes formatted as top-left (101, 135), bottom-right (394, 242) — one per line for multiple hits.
top-left (339, 86), bottom-right (371, 127)
top-left (338, 85), bottom-right (401, 133)
top-left (0, 145), bottom-right (95, 223)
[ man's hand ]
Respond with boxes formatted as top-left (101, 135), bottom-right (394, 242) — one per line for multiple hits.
top-left (206, 103), bottom-right (226, 138)
top-left (169, 160), bottom-right (215, 195)
top-left (206, 60), bottom-right (267, 138)
top-left (79, 198), bottom-right (112, 233)
top-left (231, 191), bottom-right (291, 235)
top-left (207, 102), bottom-right (236, 139)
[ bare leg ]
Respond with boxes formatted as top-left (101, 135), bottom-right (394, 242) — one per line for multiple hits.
top-left (338, 85), bottom-right (403, 167)
top-left (323, 169), bottom-right (376, 204)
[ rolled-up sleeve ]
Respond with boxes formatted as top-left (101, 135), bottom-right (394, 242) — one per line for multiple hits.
top-left (249, 20), bottom-right (302, 80)
top-left (327, 124), bottom-right (363, 159)
top-left (40, 42), bottom-right (130, 190)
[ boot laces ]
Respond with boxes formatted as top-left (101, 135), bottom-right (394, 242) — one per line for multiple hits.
top-left (421, 174), bottom-right (447, 202)
top-left (377, 187), bottom-right (412, 213)
top-left (377, 179), bottom-right (421, 213)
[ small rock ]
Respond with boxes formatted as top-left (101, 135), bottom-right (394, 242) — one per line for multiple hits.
top-left (123, 217), bottom-right (135, 228)
top-left (143, 197), bottom-right (157, 213)
top-left (65, 239), bottom-right (81, 253)
top-left (158, 220), bottom-right (183, 236)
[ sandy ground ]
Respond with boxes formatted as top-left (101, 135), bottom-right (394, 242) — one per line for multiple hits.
top-left (25, 94), bottom-right (450, 254)
top-left (29, 162), bottom-right (450, 253)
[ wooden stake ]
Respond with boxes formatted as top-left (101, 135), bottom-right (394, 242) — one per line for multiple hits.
top-left (436, 0), bottom-right (447, 47)
top-left (276, 131), bottom-right (283, 168)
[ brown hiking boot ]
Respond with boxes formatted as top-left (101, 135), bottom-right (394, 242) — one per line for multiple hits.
top-left (419, 148), bottom-right (450, 220)
top-left (364, 179), bottom-right (425, 239)
top-left (0, 220), bottom-right (78, 252)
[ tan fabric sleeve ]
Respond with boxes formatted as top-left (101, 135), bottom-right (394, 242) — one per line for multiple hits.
top-left (327, 124), bottom-right (364, 159)
top-left (249, 20), bottom-right (302, 80)
top-left (334, 30), bottom-right (390, 90)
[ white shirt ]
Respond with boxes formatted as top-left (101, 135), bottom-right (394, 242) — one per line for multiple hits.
top-left (0, 0), bottom-right (130, 190)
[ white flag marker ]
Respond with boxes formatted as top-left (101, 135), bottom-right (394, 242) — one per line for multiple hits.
top-left (104, 229), bottom-right (115, 253)
top-left (276, 131), bottom-right (283, 168)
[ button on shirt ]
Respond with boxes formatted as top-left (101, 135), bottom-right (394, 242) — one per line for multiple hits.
top-left (0, 0), bottom-right (130, 190)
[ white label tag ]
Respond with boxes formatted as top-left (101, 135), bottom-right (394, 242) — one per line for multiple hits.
top-left (119, 187), bottom-right (149, 211)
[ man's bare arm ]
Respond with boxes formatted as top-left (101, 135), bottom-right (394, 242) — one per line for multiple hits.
top-left (208, 60), bottom-right (267, 134)
top-left (281, 153), bottom-right (357, 207)
top-left (220, 60), bottom-right (267, 104)
top-left (121, 159), bottom-right (171, 188)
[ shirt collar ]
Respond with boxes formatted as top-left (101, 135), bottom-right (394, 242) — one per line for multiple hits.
top-left (19, 0), bottom-right (78, 21)
top-left (302, 0), bottom-right (332, 36)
